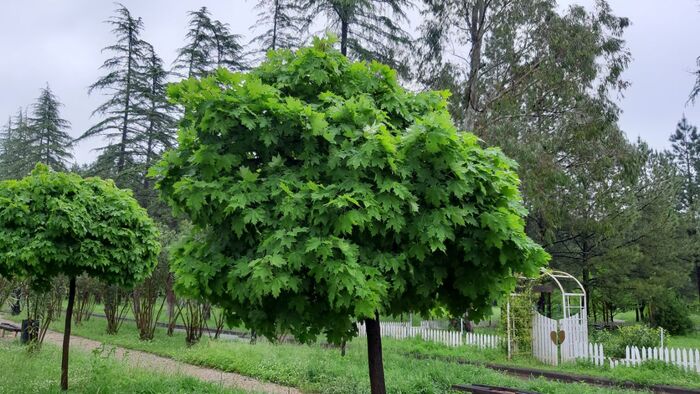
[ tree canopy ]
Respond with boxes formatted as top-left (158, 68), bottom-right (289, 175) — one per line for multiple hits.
top-left (153, 37), bottom-right (548, 345)
top-left (0, 163), bottom-right (160, 390)
top-left (0, 164), bottom-right (160, 289)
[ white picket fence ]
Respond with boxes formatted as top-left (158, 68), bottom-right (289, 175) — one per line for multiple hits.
top-left (609, 345), bottom-right (700, 372)
top-left (585, 342), bottom-right (606, 367)
top-left (356, 322), bottom-right (502, 349)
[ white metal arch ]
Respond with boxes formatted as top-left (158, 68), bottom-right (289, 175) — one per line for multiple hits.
top-left (540, 268), bottom-right (586, 320)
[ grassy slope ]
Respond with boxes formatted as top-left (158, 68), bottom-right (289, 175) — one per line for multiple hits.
top-left (3, 314), bottom-right (654, 393)
top-left (0, 339), bottom-right (245, 394)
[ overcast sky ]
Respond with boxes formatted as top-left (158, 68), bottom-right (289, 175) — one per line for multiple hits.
top-left (1, 0), bottom-right (699, 165)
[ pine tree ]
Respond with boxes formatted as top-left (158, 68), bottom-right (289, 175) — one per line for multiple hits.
top-left (134, 44), bottom-right (176, 209)
top-left (302, 0), bottom-right (412, 76)
top-left (174, 7), bottom-right (247, 79)
top-left (0, 117), bottom-right (13, 179)
top-left (0, 108), bottom-right (34, 179)
top-left (79, 4), bottom-right (149, 182)
top-left (669, 116), bottom-right (700, 302)
top-left (174, 7), bottom-right (215, 79)
top-left (670, 116), bottom-right (700, 209)
top-left (211, 20), bottom-right (247, 70)
top-left (27, 85), bottom-right (73, 171)
top-left (251, 0), bottom-right (310, 52)
top-left (0, 118), bottom-right (13, 180)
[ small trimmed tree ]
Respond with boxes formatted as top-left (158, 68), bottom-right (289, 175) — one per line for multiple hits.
top-left (0, 164), bottom-right (160, 391)
top-left (153, 38), bottom-right (548, 393)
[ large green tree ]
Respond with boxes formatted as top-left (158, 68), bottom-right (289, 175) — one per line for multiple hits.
top-left (27, 85), bottom-right (73, 171)
top-left (0, 164), bottom-right (160, 391)
top-left (669, 116), bottom-right (700, 300)
top-left (79, 4), bottom-right (149, 182)
top-left (133, 44), bottom-right (176, 214)
top-left (419, 0), bottom-right (634, 308)
top-left (153, 38), bottom-right (547, 393)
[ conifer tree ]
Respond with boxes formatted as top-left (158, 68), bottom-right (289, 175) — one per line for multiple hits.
top-left (251, 0), bottom-right (310, 52)
top-left (79, 4), bottom-right (149, 183)
top-left (174, 8), bottom-right (215, 79)
top-left (0, 117), bottom-right (14, 179)
top-left (670, 116), bottom-right (700, 209)
top-left (135, 44), bottom-right (176, 210)
top-left (669, 116), bottom-right (700, 301)
top-left (211, 20), bottom-right (247, 70)
top-left (0, 109), bottom-right (34, 179)
top-left (27, 85), bottom-right (73, 171)
top-left (302, 0), bottom-right (412, 76)
top-left (174, 7), bottom-right (247, 79)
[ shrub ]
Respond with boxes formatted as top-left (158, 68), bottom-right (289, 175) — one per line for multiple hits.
top-left (592, 325), bottom-right (661, 358)
top-left (651, 295), bottom-right (694, 335)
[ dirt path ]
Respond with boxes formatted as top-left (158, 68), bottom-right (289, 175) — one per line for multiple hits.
top-left (0, 318), bottom-right (300, 394)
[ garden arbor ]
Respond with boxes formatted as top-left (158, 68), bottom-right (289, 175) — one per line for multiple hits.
top-left (154, 38), bottom-right (548, 393)
top-left (0, 164), bottom-right (160, 390)
top-left (506, 268), bottom-right (588, 365)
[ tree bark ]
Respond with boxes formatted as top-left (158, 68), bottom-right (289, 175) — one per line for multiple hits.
top-left (695, 262), bottom-right (700, 302)
top-left (365, 312), bottom-right (386, 394)
top-left (166, 273), bottom-right (176, 336)
top-left (340, 19), bottom-right (348, 56)
top-left (61, 276), bottom-right (76, 391)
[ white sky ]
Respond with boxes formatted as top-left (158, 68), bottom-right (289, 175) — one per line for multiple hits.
top-left (1, 0), bottom-right (699, 165)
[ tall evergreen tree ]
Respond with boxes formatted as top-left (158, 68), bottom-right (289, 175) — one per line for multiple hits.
top-left (79, 4), bottom-right (149, 183)
top-left (134, 44), bottom-right (176, 212)
top-left (174, 7), bottom-right (247, 79)
top-left (302, 0), bottom-right (413, 76)
top-left (0, 117), bottom-right (14, 179)
top-left (669, 116), bottom-right (700, 301)
top-left (174, 8), bottom-right (214, 79)
top-left (251, 0), bottom-right (309, 52)
top-left (670, 116), bottom-right (700, 209)
top-left (0, 108), bottom-right (34, 179)
top-left (27, 85), bottom-right (73, 171)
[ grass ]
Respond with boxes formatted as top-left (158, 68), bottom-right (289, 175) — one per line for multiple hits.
top-left (0, 338), bottom-right (245, 394)
top-left (611, 310), bottom-right (700, 349)
top-left (2, 313), bottom-right (658, 393)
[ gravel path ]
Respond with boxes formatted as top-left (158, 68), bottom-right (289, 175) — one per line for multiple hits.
top-left (0, 318), bottom-right (301, 394)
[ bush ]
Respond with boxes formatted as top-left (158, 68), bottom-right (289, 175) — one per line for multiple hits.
top-left (651, 295), bottom-right (694, 335)
top-left (592, 325), bottom-right (661, 358)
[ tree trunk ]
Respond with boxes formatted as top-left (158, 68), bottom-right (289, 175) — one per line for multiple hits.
top-left (118, 24), bottom-right (134, 175)
top-left (464, 0), bottom-right (487, 128)
top-left (581, 266), bottom-right (591, 315)
top-left (365, 313), bottom-right (386, 394)
top-left (340, 19), bottom-right (348, 56)
top-left (166, 273), bottom-right (176, 336)
top-left (695, 262), bottom-right (700, 302)
top-left (271, 0), bottom-right (279, 50)
top-left (61, 277), bottom-right (76, 391)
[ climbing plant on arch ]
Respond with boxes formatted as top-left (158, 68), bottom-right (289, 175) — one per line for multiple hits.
top-left (0, 164), bottom-right (160, 390)
top-left (153, 37), bottom-right (549, 393)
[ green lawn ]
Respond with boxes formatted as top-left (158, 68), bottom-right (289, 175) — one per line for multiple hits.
top-left (1, 312), bottom-right (670, 393)
top-left (0, 338), bottom-right (244, 394)
top-left (611, 310), bottom-right (700, 349)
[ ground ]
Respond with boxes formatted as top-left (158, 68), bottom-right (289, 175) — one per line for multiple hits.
top-left (0, 310), bottom-right (679, 394)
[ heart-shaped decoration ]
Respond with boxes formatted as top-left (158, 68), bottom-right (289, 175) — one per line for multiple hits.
top-left (550, 330), bottom-right (566, 345)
